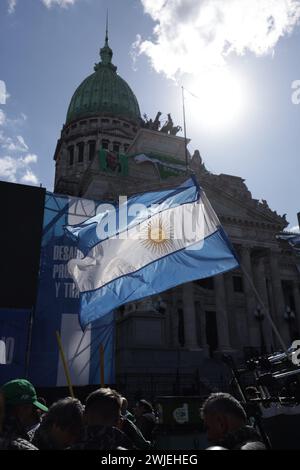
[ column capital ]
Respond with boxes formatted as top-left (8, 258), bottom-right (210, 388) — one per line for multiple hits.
top-left (238, 245), bottom-right (253, 260)
top-left (268, 247), bottom-right (281, 257)
top-left (240, 244), bottom-right (252, 251)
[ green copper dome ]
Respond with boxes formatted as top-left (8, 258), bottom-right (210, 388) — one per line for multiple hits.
top-left (66, 34), bottom-right (141, 124)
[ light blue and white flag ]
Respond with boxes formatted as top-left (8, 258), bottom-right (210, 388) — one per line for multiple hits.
top-left (66, 178), bottom-right (239, 328)
top-left (277, 233), bottom-right (300, 252)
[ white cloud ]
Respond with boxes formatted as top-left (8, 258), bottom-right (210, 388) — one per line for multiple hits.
top-left (8, 0), bottom-right (78, 13)
top-left (23, 154), bottom-right (38, 164)
top-left (0, 156), bottom-right (18, 182)
top-left (7, 0), bottom-right (16, 14)
top-left (6, 113), bottom-right (28, 127)
top-left (290, 225), bottom-right (300, 233)
top-left (16, 135), bottom-right (29, 151)
top-left (42, 0), bottom-right (77, 7)
top-left (136, 0), bottom-right (300, 78)
top-left (21, 170), bottom-right (39, 185)
top-left (0, 133), bottom-right (29, 152)
top-left (0, 153), bottom-right (38, 185)
top-left (0, 80), bottom-right (9, 105)
top-left (0, 80), bottom-right (39, 186)
top-left (0, 110), bottom-right (6, 126)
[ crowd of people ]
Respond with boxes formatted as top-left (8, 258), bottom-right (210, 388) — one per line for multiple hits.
top-left (0, 378), bottom-right (266, 450)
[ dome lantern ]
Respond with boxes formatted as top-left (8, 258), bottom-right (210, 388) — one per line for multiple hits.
top-left (66, 22), bottom-right (141, 125)
top-left (99, 14), bottom-right (113, 67)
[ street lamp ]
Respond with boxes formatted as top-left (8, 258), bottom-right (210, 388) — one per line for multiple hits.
top-left (254, 305), bottom-right (266, 354)
top-left (284, 306), bottom-right (296, 342)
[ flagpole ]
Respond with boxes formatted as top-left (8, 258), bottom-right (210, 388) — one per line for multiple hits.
top-left (55, 331), bottom-right (75, 398)
top-left (99, 344), bottom-right (105, 387)
top-left (181, 86), bottom-right (188, 173)
top-left (240, 264), bottom-right (289, 356)
top-left (25, 307), bottom-right (35, 379)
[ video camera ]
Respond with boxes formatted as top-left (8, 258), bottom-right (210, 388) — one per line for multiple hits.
top-left (244, 346), bottom-right (300, 403)
top-left (223, 344), bottom-right (300, 406)
top-left (223, 349), bottom-right (300, 449)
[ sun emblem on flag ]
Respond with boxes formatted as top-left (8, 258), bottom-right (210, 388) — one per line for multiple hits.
top-left (141, 216), bottom-right (174, 255)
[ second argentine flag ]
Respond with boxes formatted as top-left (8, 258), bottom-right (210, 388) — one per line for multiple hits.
top-left (66, 177), bottom-right (239, 328)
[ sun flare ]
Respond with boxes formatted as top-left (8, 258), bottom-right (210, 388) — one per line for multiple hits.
top-left (186, 67), bottom-right (246, 131)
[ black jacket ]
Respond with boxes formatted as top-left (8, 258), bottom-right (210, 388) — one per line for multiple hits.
top-left (220, 425), bottom-right (266, 450)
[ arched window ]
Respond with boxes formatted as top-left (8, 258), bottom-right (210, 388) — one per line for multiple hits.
top-left (88, 140), bottom-right (96, 161)
top-left (77, 142), bottom-right (85, 163)
top-left (113, 141), bottom-right (120, 153)
top-left (102, 139), bottom-right (109, 150)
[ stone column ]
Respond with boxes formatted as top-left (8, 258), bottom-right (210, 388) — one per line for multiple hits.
top-left (199, 306), bottom-right (209, 349)
top-left (182, 283), bottom-right (199, 349)
top-left (194, 300), bottom-right (209, 357)
top-left (224, 273), bottom-right (235, 346)
top-left (269, 250), bottom-right (289, 346)
top-left (161, 295), bottom-right (173, 348)
top-left (96, 134), bottom-right (102, 157)
top-left (71, 143), bottom-right (78, 176)
top-left (253, 256), bottom-right (273, 352)
top-left (214, 274), bottom-right (231, 351)
top-left (240, 246), bottom-right (257, 347)
top-left (58, 143), bottom-right (66, 179)
top-left (170, 292), bottom-right (181, 348)
top-left (293, 281), bottom-right (300, 338)
top-left (83, 139), bottom-right (89, 169)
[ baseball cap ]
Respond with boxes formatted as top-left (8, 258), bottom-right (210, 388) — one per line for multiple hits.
top-left (1, 379), bottom-right (48, 412)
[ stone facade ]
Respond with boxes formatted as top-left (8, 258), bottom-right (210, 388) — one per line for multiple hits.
top-left (53, 122), bottom-right (300, 396)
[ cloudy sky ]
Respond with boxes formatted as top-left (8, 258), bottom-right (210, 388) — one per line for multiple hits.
top-left (1, 0), bottom-right (300, 229)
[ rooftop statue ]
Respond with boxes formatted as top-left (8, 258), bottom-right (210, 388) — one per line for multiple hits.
top-left (152, 111), bottom-right (162, 130)
top-left (143, 111), bottom-right (162, 131)
top-left (142, 112), bottom-right (181, 135)
top-left (170, 125), bottom-right (182, 135)
top-left (260, 199), bottom-right (269, 209)
top-left (160, 113), bottom-right (182, 135)
top-left (160, 113), bottom-right (174, 134)
top-left (191, 149), bottom-right (209, 173)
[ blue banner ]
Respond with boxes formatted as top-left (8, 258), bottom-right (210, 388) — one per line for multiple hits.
top-left (29, 193), bottom-right (115, 387)
top-left (0, 309), bottom-right (30, 384)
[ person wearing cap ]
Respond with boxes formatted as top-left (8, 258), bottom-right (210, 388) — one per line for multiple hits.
top-left (1, 378), bottom-right (48, 445)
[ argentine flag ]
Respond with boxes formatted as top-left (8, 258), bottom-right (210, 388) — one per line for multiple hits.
top-left (277, 233), bottom-right (300, 252)
top-left (66, 178), bottom-right (239, 328)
